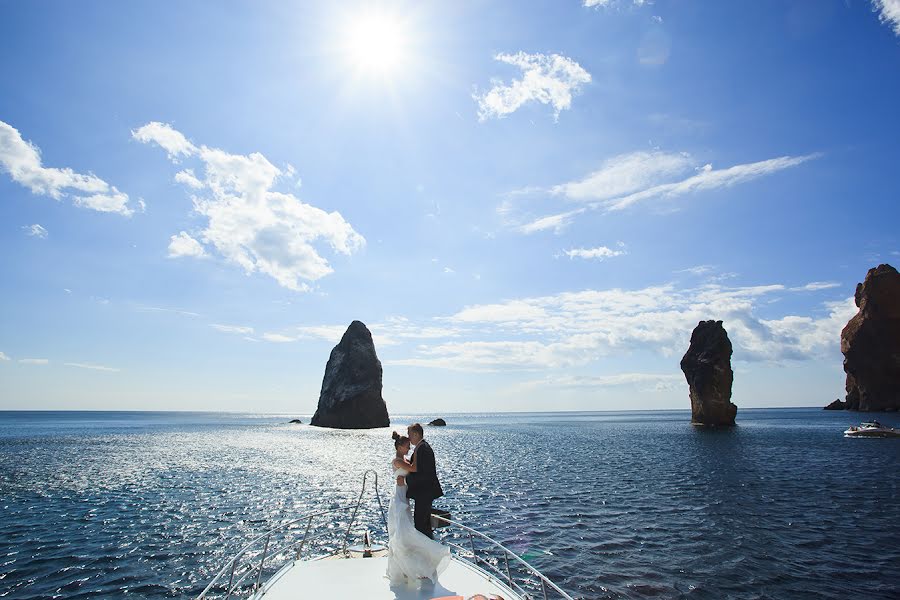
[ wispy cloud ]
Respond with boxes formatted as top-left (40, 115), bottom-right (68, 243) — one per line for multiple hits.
top-left (0, 120), bottom-right (134, 216)
top-left (584, 0), bottom-right (649, 7)
top-left (790, 282), bottom-right (841, 292)
top-left (133, 122), bottom-right (365, 291)
top-left (563, 243), bottom-right (626, 260)
top-left (262, 333), bottom-right (297, 343)
top-left (135, 305), bottom-right (202, 318)
top-left (22, 223), bottom-right (48, 238)
top-left (19, 358), bottom-right (49, 365)
top-left (514, 151), bottom-right (819, 233)
top-left (517, 372), bottom-right (682, 392)
top-left (211, 324), bottom-right (254, 335)
top-left (167, 231), bottom-right (207, 258)
top-left (474, 52), bottom-right (591, 121)
top-left (873, 0), bottom-right (900, 35)
top-left (0, 352), bottom-right (9, 361)
top-left (64, 362), bottom-right (119, 372)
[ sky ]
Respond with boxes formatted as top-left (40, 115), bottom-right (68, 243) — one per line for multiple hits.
top-left (1, 0), bottom-right (899, 414)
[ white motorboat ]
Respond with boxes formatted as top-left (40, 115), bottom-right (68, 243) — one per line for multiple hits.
top-left (844, 421), bottom-right (900, 438)
top-left (197, 471), bottom-right (574, 600)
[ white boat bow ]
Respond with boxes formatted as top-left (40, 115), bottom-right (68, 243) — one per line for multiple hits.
top-left (197, 470), bottom-right (574, 600)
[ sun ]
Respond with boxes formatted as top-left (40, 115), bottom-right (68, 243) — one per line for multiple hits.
top-left (341, 12), bottom-right (410, 75)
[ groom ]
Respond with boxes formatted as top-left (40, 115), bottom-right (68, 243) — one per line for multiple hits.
top-left (405, 422), bottom-right (443, 539)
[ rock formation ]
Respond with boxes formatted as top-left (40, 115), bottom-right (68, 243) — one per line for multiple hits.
top-left (841, 264), bottom-right (900, 412)
top-left (311, 321), bottom-right (390, 429)
top-left (680, 320), bottom-right (737, 426)
top-left (823, 399), bottom-right (847, 410)
top-left (289, 419), bottom-right (303, 423)
top-left (428, 418), bottom-right (447, 426)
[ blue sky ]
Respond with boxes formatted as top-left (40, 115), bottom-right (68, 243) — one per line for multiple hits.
top-left (2, 0), bottom-right (899, 413)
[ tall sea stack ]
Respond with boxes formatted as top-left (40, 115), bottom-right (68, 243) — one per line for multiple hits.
top-left (680, 320), bottom-right (737, 426)
top-left (841, 264), bottom-right (900, 412)
top-left (311, 320), bottom-right (390, 429)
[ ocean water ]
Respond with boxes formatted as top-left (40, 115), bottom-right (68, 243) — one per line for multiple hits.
top-left (0, 409), bottom-right (898, 599)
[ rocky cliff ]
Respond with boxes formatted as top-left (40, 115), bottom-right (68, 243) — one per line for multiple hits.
top-left (680, 320), bottom-right (737, 426)
top-left (841, 264), bottom-right (900, 412)
top-left (310, 321), bottom-right (390, 429)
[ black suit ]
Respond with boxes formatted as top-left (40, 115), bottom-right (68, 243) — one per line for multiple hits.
top-left (405, 440), bottom-right (443, 539)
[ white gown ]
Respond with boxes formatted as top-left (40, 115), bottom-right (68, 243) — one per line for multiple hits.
top-left (386, 462), bottom-right (450, 586)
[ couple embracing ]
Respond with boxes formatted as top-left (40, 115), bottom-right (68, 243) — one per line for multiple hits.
top-left (386, 423), bottom-right (450, 586)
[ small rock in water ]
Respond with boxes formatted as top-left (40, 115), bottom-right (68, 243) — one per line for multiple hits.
top-left (428, 418), bottom-right (447, 426)
top-left (823, 399), bottom-right (846, 411)
top-left (289, 419), bottom-right (303, 423)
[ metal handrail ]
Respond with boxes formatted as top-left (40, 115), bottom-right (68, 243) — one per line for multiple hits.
top-left (197, 471), bottom-right (574, 600)
top-left (433, 515), bottom-right (574, 600)
top-left (197, 505), bottom-right (355, 599)
top-left (341, 469), bottom-right (387, 555)
top-left (198, 469), bottom-right (388, 600)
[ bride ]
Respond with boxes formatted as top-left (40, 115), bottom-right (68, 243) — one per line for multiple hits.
top-left (386, 431), bottom-right (450, 586)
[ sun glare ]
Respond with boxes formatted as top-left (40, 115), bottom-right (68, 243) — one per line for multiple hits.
top-left (342, 12), bottom-right (409, 75)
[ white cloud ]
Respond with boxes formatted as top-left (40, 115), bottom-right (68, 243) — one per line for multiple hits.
top-left (175, 169), bottom-right (204, 189)
top-left (675, 265), bottom-right (714, 276)
top-left (0, 120), bottom-right (133, 216)
top-left (19, 358), bottom-right (49, 365)
top-left (73, 191), bottom-right (132, 215)
top-left (135, 122), bottom-right (365, 291)
top-left (64, 362), bottom-right (119, 372)
top-left (873, 0), bottom-right (900, 35)
top-left (262, 333), bottom-right (297, 343)
top-left (167, 231), bottom-right (207, 258)
top-left (518, 372), bottom-right (682, 391)
top-left (551, 151), bottom-right (694, 201)
top-left (211, 324), bottom-right (254, 335)
top-left (389, 281), bottom-right (856, 371)
top-left (518, 208), bottom-right (586, 234)
top-left (564, 245), bottom-right (626, 260)
top-left (584, 0), bottom-right (649, 7)
top-left (606, 154), bottom-right (820, 211)
top-left (516, 152), bottom-right (819, 233)
top-left (474, 52), bottom-right (591, 121)
top-left (22, 223), bottom-right (48, 238)
top-left (135, 305), bottom-right (201, 318)
top-left (0, 352), bottom-right (9, 361)
top-left (790, 282), bottom-right (840, 292)
top-left (131, 122), bottom-right (197, 159)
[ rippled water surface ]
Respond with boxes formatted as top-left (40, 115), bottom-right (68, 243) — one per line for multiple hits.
top-left (1, 409), bottom-right (898, 599)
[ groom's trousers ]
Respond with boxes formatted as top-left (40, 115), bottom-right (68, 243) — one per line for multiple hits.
top-left (413, 496), bottom-right (434, 539)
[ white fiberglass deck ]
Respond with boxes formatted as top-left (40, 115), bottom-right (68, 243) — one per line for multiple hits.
top-left (256, 555), bottom-right (521, 600)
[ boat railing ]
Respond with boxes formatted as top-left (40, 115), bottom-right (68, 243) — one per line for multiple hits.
top-left (197, 469), bottom-right (386, 599)
top-left (433, 514), bottom-right (574, 600)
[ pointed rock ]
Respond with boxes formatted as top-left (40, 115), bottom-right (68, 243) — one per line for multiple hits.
top-left (680, 320), bottom-right (737, 426)
top-left (841, 264), bottom-right (900, 412)
top-left (310, 321), bottom-right (390, 429)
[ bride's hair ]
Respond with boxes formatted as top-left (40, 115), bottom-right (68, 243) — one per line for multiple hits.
top-left (392, 431), bottom-right (409, 448)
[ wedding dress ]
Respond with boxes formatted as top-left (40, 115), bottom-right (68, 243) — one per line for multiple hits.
top-left (386, 463), bottom-right (450, 585)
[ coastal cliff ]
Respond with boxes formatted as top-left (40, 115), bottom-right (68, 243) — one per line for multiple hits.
top-left (841, 264), bottom-right (900, 412)
top-left (310, 321), bottom-right (390, 429)
top-left (681, 320), bottom-right (737, 426)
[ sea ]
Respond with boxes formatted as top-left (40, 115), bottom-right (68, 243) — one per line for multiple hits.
top-left (0, 409), bottom-right (898, 599)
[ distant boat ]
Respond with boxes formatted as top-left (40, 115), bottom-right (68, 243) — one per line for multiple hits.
top-left (197, 470), bottom-right (573, 600)
top-left (844, 421), bottom-right (900, 438)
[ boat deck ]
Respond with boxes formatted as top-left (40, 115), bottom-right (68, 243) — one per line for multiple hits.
top-left (256, 555), bottom-right (520, 599)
